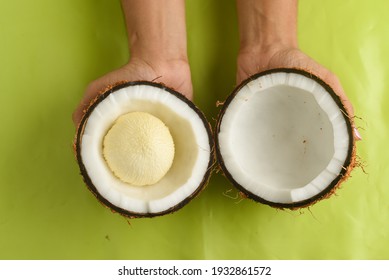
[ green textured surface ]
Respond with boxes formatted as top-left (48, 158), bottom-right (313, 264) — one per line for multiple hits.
top-left (0, 0), bottom-right (387, 259)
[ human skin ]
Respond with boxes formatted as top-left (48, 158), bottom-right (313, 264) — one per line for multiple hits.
top-left (236, 0), bottom-right (361, 139)
top-left (73, 0), bottom-right (361, 140)
top-left (72, 0), bottom-right (192, 126)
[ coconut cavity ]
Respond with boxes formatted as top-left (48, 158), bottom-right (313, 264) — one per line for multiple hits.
top-left (216, 69), bottom-right (354, 208)
top-left (103, 112), bottom-right (175, 186)
top-left (76, 82), bottom-right (213, 217)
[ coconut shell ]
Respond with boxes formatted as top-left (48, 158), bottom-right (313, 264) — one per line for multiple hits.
top-left (74, 81), bottom-right (214, 218)
top-left (215, 68), bottom-right (356, 209)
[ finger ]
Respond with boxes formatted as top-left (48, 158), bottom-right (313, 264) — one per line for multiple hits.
top-left (324, 72), bottom-right (362, 141)
top-left (72, 106), bottom-right (83, 127)
top-left (72, 79), bottom-right (105, 127)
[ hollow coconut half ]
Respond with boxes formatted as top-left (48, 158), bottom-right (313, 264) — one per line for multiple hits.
top-left (75, 81), bottom-right (213, 218)
top-left (215, 68), bottom-right (356, 209)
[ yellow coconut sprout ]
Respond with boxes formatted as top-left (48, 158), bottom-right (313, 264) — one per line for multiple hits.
top-left (103, 112), bottom-right (175, 186)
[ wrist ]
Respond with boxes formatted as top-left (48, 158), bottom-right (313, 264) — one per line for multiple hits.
top-left (238, 22), bottom-right (298, 56)
top-left (237, 0), bottom-right (298, 58)
top-left (122, 0), bottom-right (188, 66)
top-left (130, 39), bottom-right (188, 66)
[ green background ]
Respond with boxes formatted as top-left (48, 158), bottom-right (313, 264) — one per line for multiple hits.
top-left (0, 0), bottom-right (387, 259)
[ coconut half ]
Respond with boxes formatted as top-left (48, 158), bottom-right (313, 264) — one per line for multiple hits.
top-left (75, 81), bottom-right (213, 218)
top-left (216, 68), bottom-right (356, 208)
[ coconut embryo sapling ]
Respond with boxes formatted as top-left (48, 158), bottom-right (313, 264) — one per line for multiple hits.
top-left (103, 112), bottom-right (175, 186)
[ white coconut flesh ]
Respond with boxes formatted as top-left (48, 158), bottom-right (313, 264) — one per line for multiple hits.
top-left (79, 84), bottom-right (211, 215)
top-left (218, 71), bottom-right (351, 205)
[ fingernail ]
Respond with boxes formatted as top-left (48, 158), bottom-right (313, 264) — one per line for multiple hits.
top-left (354, 127), bottom-right (362, 141)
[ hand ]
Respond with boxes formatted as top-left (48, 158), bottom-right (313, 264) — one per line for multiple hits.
top-left (72, 58), bottom-right (192, 126)
top-left (73, 0), bottom-right (191, 127)
top-left (237, 47), bottom-right (360, 139)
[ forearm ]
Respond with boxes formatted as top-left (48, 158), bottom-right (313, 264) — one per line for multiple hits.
top-left (236, 0), bottom-right (298, 53)
top-left (121, 0), bottom-right (188, 63)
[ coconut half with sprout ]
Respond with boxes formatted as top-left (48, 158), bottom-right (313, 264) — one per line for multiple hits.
top-left (75, 81), bottom-right (213, 218)
top-left (216, 68), bottom-right (356, 209)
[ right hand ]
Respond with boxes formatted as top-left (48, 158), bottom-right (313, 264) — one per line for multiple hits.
top-left (72, 58), bottom-right (193, 127)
